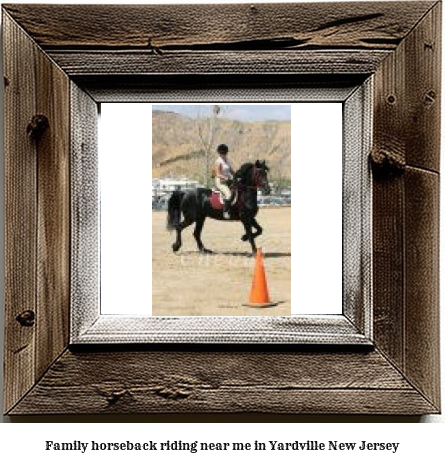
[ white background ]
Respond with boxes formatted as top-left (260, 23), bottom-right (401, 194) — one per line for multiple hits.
top-left (0, 0), bottom-right (444, 460)
top-left (100, 104), bottom-right (153, 315)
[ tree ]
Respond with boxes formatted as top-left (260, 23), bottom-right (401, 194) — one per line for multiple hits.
top-left (196, 105), bottom-right (223, 187)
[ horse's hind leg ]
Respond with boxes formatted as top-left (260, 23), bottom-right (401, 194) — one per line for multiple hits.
top-left (172, 219), bottom-right (193, 252)
top-left (193, 217), bottom-right (212, 254)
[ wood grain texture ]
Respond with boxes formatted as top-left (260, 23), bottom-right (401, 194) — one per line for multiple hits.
top-left (2, 2), bottom-right (435, 50)
top-left (372, 2), bottom-right (441, 172)
top-left (35, 46), bottom-right (71, 380)
top-left (404, 2), bottom-right (441, 172)
top-left (372, 35), bottom-right (407, 368)
top-left (404, 168), bottom-right (440, 409)
top-left (76, 74), bottom-right (367, 103)
top-left (342, 82), bottom-right (373, 336)
top-left (372, 176), bottom-right (405, 370)
top-left (85, 82), bottom-right (357, 104)
top-left (371, 3), bottom-right (441, 411)
top-left (3, 2), bottom-right (441, 416)
top-left (3, 11), bottom-right (71, 413)
top-left (47, 50), bottom-right (391, 77)
top-left (70, 83), bottom-right (100, 340)
top-left (372, 30), bottom-right (407, 177)
top-left (3, 12), bottom-right (37, 414)
top-left (75, 316), bottom-right (371, 345)
top-left (5, 1), bottom-right (433, 80)
top-left (9, 349), bottom-right (437, 415)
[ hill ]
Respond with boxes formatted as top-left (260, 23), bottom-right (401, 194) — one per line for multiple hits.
top-left (152, 110), bottom-right (291, 186)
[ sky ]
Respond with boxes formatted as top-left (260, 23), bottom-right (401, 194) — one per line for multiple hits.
top-left (152, 104), bottom-right (291, 122)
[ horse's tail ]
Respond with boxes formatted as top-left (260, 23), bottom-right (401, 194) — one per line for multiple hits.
top-left (166, 190), bottom-right (185, 231)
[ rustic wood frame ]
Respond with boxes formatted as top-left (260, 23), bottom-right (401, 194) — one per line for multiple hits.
top-left (3, 2), bottom-right (441, 415)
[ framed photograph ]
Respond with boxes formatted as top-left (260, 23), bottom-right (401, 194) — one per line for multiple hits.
top-left (3, 2), bottom-right (440, 415)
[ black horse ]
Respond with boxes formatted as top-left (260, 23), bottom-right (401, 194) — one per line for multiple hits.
top-left (166, 160), bottom-right (270, 254)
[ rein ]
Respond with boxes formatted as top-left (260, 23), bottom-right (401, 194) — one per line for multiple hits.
top-left (234, 181), bottom-right (258, 191)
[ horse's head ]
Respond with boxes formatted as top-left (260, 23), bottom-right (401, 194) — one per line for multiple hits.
top-left (234, 161), bottom-right (271, 194)
top-left (254, 160), bottom-right (271, 195)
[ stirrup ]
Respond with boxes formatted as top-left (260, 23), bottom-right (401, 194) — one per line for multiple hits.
top-left (223, 201), bottom-right (231, 219)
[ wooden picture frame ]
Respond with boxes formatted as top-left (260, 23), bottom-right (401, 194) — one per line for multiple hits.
top-left (3, 2), bottom-right (440, 415)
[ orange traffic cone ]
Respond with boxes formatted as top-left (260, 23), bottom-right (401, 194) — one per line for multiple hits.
top-left (244, 248), bottom-right (278, 308)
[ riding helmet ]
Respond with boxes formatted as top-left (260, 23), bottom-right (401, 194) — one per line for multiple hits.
top-left (217, 144), bottom-right (229, 154)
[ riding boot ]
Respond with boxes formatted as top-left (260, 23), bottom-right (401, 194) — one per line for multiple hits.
top-left (223, 200), bottom-right (231, 219)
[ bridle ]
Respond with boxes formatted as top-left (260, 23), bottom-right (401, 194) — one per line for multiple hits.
top-left (252, 165), bottom-right (269, 189)
top-left (232, 165), bottom-right (270, 191)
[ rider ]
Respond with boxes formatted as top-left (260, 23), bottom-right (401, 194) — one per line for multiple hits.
top-left (214, 143), bottom-right (235, 219)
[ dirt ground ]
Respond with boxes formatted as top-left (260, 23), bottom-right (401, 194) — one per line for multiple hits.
top-left (152, 207), bottom-right (291, 316)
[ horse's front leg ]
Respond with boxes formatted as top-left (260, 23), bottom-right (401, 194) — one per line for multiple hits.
top-left (241, 218), bottom-right (257, 255)
top-left (241, 217), bottom-right (262, 241)
top-left (251, 218), bottom-right (263, 239)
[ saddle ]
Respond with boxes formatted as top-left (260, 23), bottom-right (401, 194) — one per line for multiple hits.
top-left (210, 186), bottom-right (238, 210)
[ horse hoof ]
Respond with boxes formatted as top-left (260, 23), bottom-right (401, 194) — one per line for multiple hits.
top-left (201, 248), bottom-right (213, 254)
top-left (172, 243), bottom-right (180, 252)
top-left (241, 234), bottom-right (248, 241)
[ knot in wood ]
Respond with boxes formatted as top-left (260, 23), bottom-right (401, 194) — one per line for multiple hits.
top-left (105, 390), bottom-right (128, 405)
top-left (16, 310), bottom-right (35, 327)
top-left (370, 149), bottom-right (405, 178)
top-left (96, 385), bottom-right (130, 405)
top-left (424, 90), bottom-right (436, 105)
top-left (154, 386), bottom-right (191, 400)
top-left (27, 114), bottom-right (49, 140)
top-left (147, 38), bottom-right (163, 56)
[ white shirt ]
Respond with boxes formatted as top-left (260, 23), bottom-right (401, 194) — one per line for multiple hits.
top-left (216, 156), bottom-right (233, 181)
